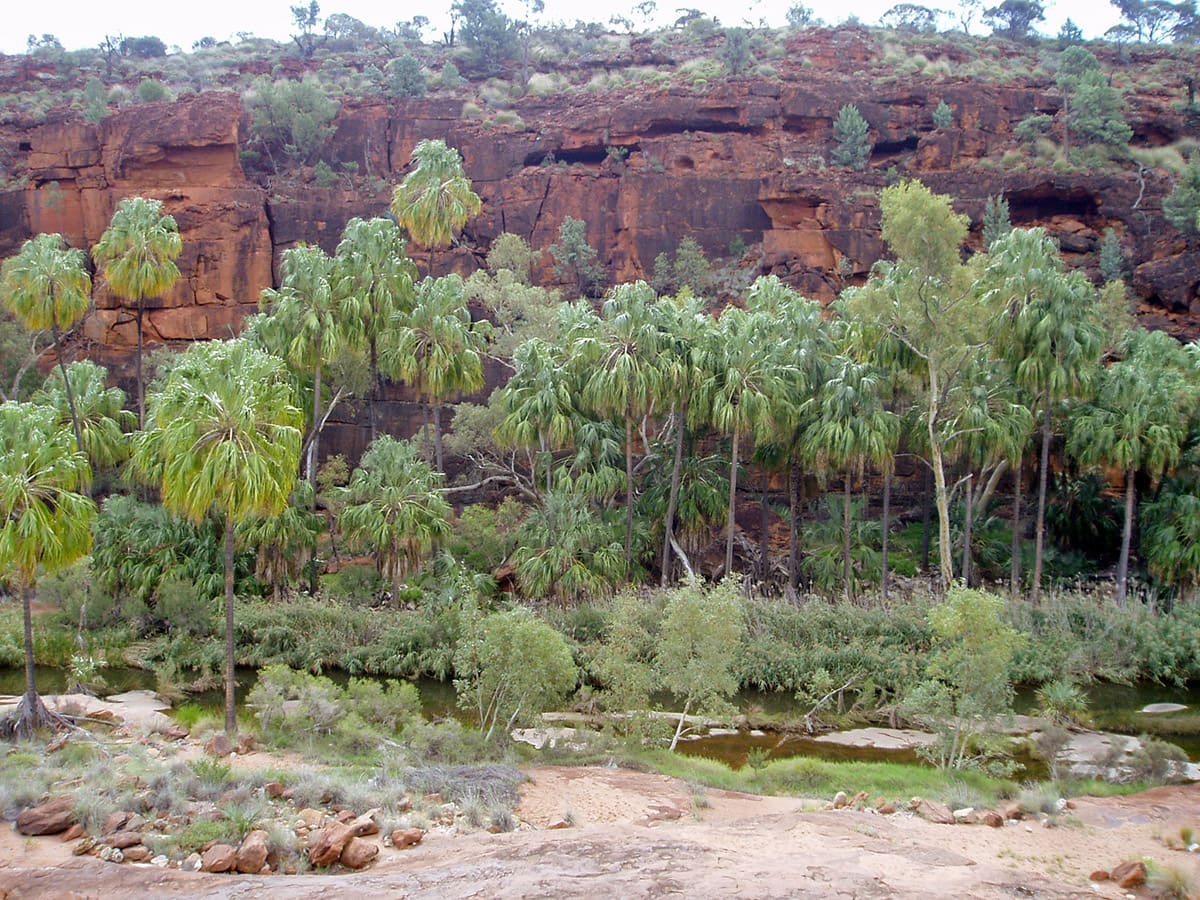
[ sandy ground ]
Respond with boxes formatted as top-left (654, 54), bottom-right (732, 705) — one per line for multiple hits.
top-left (1, 761), bottom-right (1199, 899)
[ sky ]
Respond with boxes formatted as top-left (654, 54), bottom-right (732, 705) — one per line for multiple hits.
top-left (2, 0), bottom-right (1121, 57)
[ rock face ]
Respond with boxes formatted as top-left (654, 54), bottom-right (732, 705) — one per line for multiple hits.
top-left (1, 35), bottom-right (1198, 461)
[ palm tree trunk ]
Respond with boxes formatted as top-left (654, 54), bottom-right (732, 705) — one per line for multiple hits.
top-left (1116, 467), bottom-right (1135, 608)
top-left (421, 403), bottom-right (432, 464)
top-left (881, 467), bottom-right (892, 602)
top-left (961, 471), bottom-right (974, 587)
top-left (22, 582), bottom-right (36, 703)
top-left (1010, 459), bottom-right (1023, 598)
top-left (842, 474), bottom-right (853, 601)
top-left (788, 459), bottom-right (801, 594)
top-left (51, 323), bottom-right (84, 458)
top-left (662, 399), bottom-right (688, 588)
top-left (624, 413), bottom-right (635, 567)
top-left (368, 338), bottom-right (378, 442)
top-left (760, 469), bottom-right (771, 583)
top-left (308, 359), bottom-right (322, 497)
top-left (223, 512), bottom-right (237, 736)
top-left (1031, 399), bottom-right (1051, 604)
top-left (433, 401), bottom-right (445, 474)
top-left (726, 427), bottom-right (740, 576)
top-left (136, 301), bottom-right (145, 429)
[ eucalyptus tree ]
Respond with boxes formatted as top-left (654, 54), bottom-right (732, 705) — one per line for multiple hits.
top-left (843, 180), bottom-right (1002, 587)
top-left (987, 227), bottom-right (1103, 601)
top-left (380, 274), bottom-right (491, 474)
top-left (568, 281), bottom-right (665, 566)
top-left (0, 402), bottom-right (95, 737)
top-left (390, 138), bottom-right (482, 260)
top-left (700, 304), bottom-right (795, 576)
top-left (1, 233), bottom-right (92, 456)
top-left (800, 340), bottom-right (900, 600)
top-left (336, 435), bottom-right (452, 601)
top-left (92, 197), bottom-right (182, 427)
top-left (33, 360), bottom-right (136, 478)
top-left (257, 243), bottom-right (341, 492)
top-left (131, 339), bottom-right (302, 734)
top-left (333, 217), bottom-right (418, 439)
top-left (1067, 328), bottom-right (1196, 606)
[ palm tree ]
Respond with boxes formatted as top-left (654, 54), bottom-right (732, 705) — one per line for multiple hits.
top-left (333, 217), bottom-right (418, 439)
top-left (569, 282), bottom-right (664, 566)
top-left (380, 274), bottom-right (491, 474)
top-left (495, 337), bottom-right (579, 497)
top-left (801, 347), bottom-right (899, 599)
top-left (131, 339), bottom-right (302, 734)
top-left (1067, 329), bottom-right (1195, 606)
top-left (336, 435), bottom-right (452, 601)
top-left (33, 360), bottom-right (136, 478)
top-left (92, 197), bottom-right (182, 428)
top-left (390, 139), bottom-right (481, 257)
top-left (653, 293), bottom-right (712, 586)
top-left (0, 402), bottom-right (95, 738)
top-left (700, 306), bottom-right (794, 576)
top-left (987, 227), bottom-right (1103, 601)
top-left (1, 233), bottom-right (92, 456)
top-left (258, 243), bottom-right (342, 492)
top-left (237, 481), bottom-right (323, 603)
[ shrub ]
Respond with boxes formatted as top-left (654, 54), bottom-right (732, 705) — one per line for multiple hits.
top-left (831, 104), bottom-right (871, 170)
top-left (244, 76), bottom-right (339, 169)
top-left (933, 100), bottom-right (953, 129)
top-left (136, 78), bottom-right (170, 103)
top-left (387, 55), bottom-right (426, 98)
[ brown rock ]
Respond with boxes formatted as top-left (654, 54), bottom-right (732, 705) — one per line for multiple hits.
top-left (876, 801), bottom-right (896, 815)
top-left (546, 818), bottom-right (572, 830)
top-left (851, 791), bottom-right (869, 806)
top-left (236, 734), bottom-right (255, 754)
top-left (161, 725), bottom-right (190, 740)
top-left (122, 846), bottom-right (151, 863)
top-left (17, 797), bottom-right (76, 836)
top-left (832, 791), bottom-right (849, 809)
top-left (107, 830), bottom-right (144, 849)
top-left (390, 828), bottom-right (425, 849)
top-left (73, 836), bottom-right (97, 856)
top-left (102, 811), bottom-right (135, 835)
top-left (264, 782), bottom-right (285, 799)
top-left (350, 810), bottom-right (381, 837)
top-left (308, 822), bottom-right (354, 867)
top-left (204, 733), bottom-right (232, 757)
top-left (60, 824), bottom-right (85, 842)
top-left (1000, 802), bottom-right (1023, 821)
top-left (200, 843), bottom-right (237, 873)
top-left (1110, 860), bottom-right (1147, 889)
top-left (335, 809), bottom-right (356, 824)
top-left (909, 798), bottom-right (956, 825)
top-left (983, 811), bottom-right (1004, 828)
top-left (1089, 869), bottom-right (1110, 881)
top-left (339, 837), bottom-right (379, 869)
top-left (236, 830), bottom-right (269, 874)
top-left (298, 808), bottom-right (325, 828)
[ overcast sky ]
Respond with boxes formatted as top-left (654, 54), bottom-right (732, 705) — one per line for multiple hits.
top-left (2, 0), bottom-right (1121, 56)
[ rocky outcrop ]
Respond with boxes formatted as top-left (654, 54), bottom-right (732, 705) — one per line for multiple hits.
top-left (1, 34), bottom-right (1198, 457)
top-left (16, 797), bottom-right (76, 836)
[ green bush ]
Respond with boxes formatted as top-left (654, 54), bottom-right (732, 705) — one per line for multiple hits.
top-left (136, 78), bottom-right (170, 102)
top-left (831, 104), bottom-right (871, 170)
top-left (320, 564), bottom-right (386, 606)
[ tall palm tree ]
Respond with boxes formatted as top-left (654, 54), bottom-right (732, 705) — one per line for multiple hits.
top-left (390, 139), bottom-right (481, 257)
top-left (237, 481), bottom-right (323, 603)
top-left (1, 233), bottom-right (92, 456)
top-left (0, 402), bottom-right (95, 738)
top-left (495, 337), bottom-right (579, 497)
top-left (801, 347), bottom-right (899, 600)
top-left (380, 274), bottom-right (491, 474)
top-left (33, 360), bottom-right (136, 478)
top-left (700, 305), bottom-right (794, 576)
top-left (987, 227), bottom-right (1103, 601)
top-left (653, 293), bottom-right (712, 586)
top-left (258, 243), bottom-right (341, 492)
top-left (132, 339), bottom-right (302, 734)
top-left (1067, 329), bottom-right (1195, 606)
top-left (92, 197), bottom-right (182, 428)
top-left (333, 217), bottom-right (418, 439)
top-left (336, 435), bottom-right (452, 601)
top-left (568, 281), bottom-right (664, 566)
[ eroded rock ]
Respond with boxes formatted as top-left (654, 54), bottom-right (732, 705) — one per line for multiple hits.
top-left (17, 797), bottom-right (76, 835)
